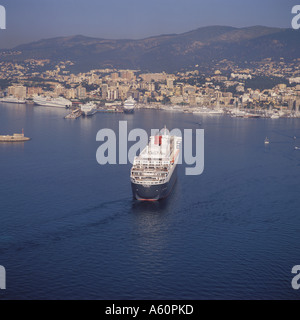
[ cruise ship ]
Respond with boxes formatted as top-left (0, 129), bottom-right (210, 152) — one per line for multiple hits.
top-left (130, 128), bottom-right (182, 201)
top-left (81, 102), bottom-right (98, 116)
top-left (123, 97), bottom-right (136, 114)
top-left (0, 96), bottom-right (26, 104)
top-left (33, 96), bottom-right (72, 108)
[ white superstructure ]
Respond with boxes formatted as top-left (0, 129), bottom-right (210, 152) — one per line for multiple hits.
top-left (124, 97), bottom-right (136, 113)
top-left (81, 102), bottom-right (98, 116)
top-left (131, 129), bottom-right (182, 186)
top-left (33, 96), bottom-right (72, 108)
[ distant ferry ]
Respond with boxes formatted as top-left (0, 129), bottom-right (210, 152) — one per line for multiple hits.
top-left (33, 96), bottom-right (72, 108)
top-left (0, 130), bottom-right (30, 142)
top-left (0, 96), bottom-right (26, 104)
top-left (123, 97), bottom-right (136, 114)
top-left (81, 102), bottom-right (98, 116)
top-left (130, 128), bottom-right (182, 201)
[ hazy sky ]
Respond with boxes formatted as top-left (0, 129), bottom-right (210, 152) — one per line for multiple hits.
top-left (0, 0), bottom-right (298, 48)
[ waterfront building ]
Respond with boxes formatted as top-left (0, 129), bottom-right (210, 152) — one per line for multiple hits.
top-left (76, 86), bottom-right (87, 99)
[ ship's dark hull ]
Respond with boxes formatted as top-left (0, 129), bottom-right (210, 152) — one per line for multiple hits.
top-left (124, 109), bottom-right (135, 114)
top-left (131, 166), bottom-right (177, 201)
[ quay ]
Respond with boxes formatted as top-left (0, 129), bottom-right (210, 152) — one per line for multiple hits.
top-left (65, 108), bottom-right (82, 119)
top-left (97, 108), bottom-right (123, 113)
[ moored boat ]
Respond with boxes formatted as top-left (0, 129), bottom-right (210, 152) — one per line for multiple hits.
top-left (123, 97), bottom-right (136, 114)
top-left (81, 102), bottom-right (98, 116)
top-left (33, 96), bottom-right (72, 108)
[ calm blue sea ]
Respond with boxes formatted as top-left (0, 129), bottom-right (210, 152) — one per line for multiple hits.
top-left (0, 103), bottom-right (300, 300)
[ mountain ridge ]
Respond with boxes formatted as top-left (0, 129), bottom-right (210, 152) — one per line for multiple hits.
top-left (2, 25), bottom-right (299, 72)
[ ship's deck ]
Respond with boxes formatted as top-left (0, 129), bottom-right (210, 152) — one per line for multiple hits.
top-left (131, 133), bottom-right (181, 184)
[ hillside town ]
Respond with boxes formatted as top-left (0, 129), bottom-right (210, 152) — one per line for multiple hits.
top-left (0, 58), bottom-right (300, 116)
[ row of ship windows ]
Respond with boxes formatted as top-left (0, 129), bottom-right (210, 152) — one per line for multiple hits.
top-left (132, 166), bottom-right (169, 170)
top-left (131, 173), bottom-right (168, 177)
top-left (134, 161), bottom-right (170, 165)
top-left (132, 178), bottom-right (166, 183)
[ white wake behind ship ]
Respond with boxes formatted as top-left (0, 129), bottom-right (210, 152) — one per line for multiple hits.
top-left (0, 96), bottom-right (26, 104)
top-left (33, 96), bottom-right (72, 108)
top-left (81, 102), bottom-right (98, 116)
top-left (123, 97), bottom-right (136, 114)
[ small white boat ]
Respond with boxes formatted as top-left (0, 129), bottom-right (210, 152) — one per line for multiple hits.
top-left (295, 146), bottom-right (300, 150)
top-left (270, 114), bottom-right (280, 119)
top-left (231, 109), bottom-right (246, 118)
top-left (264, 137), bottom-right (270, 144)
